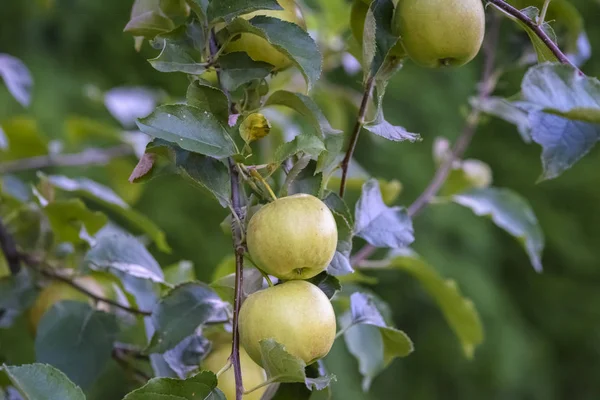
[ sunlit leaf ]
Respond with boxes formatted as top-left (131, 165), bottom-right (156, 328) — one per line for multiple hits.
top-left (3, 364), bottom-right (85, 400)
top-left (122, 370), bottom-right (225, 399)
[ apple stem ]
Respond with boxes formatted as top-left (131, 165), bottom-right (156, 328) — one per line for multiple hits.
top-left (339, 75), bottom-right (375, 198)
top-left (210, 30), bottom-right (246, 400)
top-left (216, 361), bottom-right (232, 378)
top-left (351, 15), bottom-right (503, 267)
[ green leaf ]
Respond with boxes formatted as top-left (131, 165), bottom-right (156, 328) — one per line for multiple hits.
top-left (224, 16), bottom-right (321, 90)
top-left (123, 370), bottom-right (225, 400)
top-left (163, 260), bottom-right (196, 285)
top-left (265, 91), bottom-right (342, 137)
top-left (0, 117), bottom-right (47, 161)
top-left (273, 134), bottom-right (326, 163)
top-left (163, 334), bottom-right (211, 378)
top-left (137, 104), bottom-right (237, 158)
top-left (124, 10), bottom-right (175, 38)
top-left (381, 250), bottom-right (484, 358)
top-left (0, 270), bottom-right (37, 328)
top-left (46, 175), bottom-right (170, 252)
top-left (354, 179), bottom-right (414, 248)
top-left (186, 0), bottom-right (208, 21)
top-left (147, 282), bottom-right (226, 353)
top-left (453, 187), bottom-right (545, 272)
top-left (210, 267), bottom-right (264, 303)
top-left (323, 192), bottom-right (354, 276)
top-left (472, 96), bottom-right (532, 142)
top-left (341, 292), bottom-right (413, 391)
top-left (207, 0), bottom-right (282, 22)
top-left (85, 229), bottom-right (166, 284)
top-left (0, 54), bottom-right (33, 107)
top-left (218, 52), bottom-right (273, 92)
top-left (306, 272), bottom-right (341, 299)
top-left (521, 63), bottom-right (600, 124)
top-left (2, 363), bottom-right (85, 400)
top-left (174, 150), bottom-right (232, 207)
top-left (315, 133), bottom-right (344, 175)
top-left (44, 199), bottom-right (108, 245)
top-left (364, 80), bottom-right (420, 143)
top-left (259, 339), bottom-right (306, 383)
top-left (35, 301), bottom-right (119, 389)
top-left (186, 81), bottom-right (229, 125)
top-left (149, 22), bottom-right (206, 74)
top-left (505, 6), bottom-right (559, 63)
top-left (287, 160), bottom-right (323, 197)
top-left (363, 0), bottom-right (400, 77)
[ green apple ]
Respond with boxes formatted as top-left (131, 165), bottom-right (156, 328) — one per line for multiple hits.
top-left (239, 280), bottom-right (336, 366)
top-left (350, 0), bottom-right (406, 58)
top-left (29, 277), bottom-right (105, 331)
top-left (394, 0), bottom-right (486, 67)
top-left (203, 342), bottom-right (267, 399)
top-left (220, 0), bottom-right (306, 70)
top-left (246, 194), bottom-right (337, 280)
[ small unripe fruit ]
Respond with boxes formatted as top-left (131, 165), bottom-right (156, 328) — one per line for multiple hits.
top-left (203, 343), bottom-right (267, 400)
top-left (239, 280), bottom-right (336, 366)
top-left (394, 0), bottom-right (486, 68)
top-left (246, 194), bottom-right (337, 280)
top-left (219, 0), bottom-right (306, 70)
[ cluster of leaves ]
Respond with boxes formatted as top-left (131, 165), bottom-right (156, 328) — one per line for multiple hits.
top-left (0, 0), bottom-right (599, 399)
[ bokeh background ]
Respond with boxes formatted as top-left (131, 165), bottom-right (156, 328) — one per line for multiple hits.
top-left (2, 1), bottom-right (600, 399)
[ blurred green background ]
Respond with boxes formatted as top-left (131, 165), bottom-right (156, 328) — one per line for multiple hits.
top-left (2, 1), bottom-right (600, 399)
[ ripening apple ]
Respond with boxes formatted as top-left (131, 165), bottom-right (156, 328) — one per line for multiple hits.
top-left (246, 194), bottom-right (337, 280)
top-left (202, 342), bottom-right (267, 400)
top-left (28, 277), bottom-right (106, 331)
top-left (239, 280), bottom-right (336, 366)
top-left (394, 0), bottom-right (486, 67)
top-left (219, 0), bottom-right (306, 70)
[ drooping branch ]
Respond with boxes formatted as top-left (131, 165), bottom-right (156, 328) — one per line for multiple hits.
top-left (486, 0), bottom-right (582, 74)
top-left (351, 15), bottom-right (502, 266)
top-left (0, 144), bottom-right (134, 174)
top-left (19, 252), bottom-right (153, 316)
top-left (339, 76), bottom-right (375, 198)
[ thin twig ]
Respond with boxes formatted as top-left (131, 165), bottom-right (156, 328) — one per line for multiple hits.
top-left (538, 0), bottom-right (552, 25)
top-left (486, 0), bottom-right (582, 74)
top-left (0, 217), bottom-right (20, 274)
top-left (20, 252), bottom-right (152, 316)
top-left (339, 76), bottom-right (375, 198)
top-left (112, 347), bottom-right (151, 384)
top-left (351, 15), bottom-right (503, 266)
top-left (210, 30), bottom-right (245, 400)
top-left (0, 144), bottom-right (134, 174)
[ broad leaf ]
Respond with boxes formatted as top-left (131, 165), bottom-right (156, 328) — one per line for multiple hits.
top-left (315, 133), bottom-right (344, 175)
top-left (85, 229), bottom-right (166, 284)
top-left (3, 364), bottom-right (85, 400)
top-left (516, 64), bottom-right (600, 180)
top-left (0, 54), bottom-right (33, 107)
top-left (218, 52), bottom-right (273, 92)
top-left (380, 250), bottom-right (484, 358)
top-left (124, 11), bottom-right (175, 39)
top-left (0, 270), bottom-right (37, 328)
top-left (265, 91), bottom-right (342, 137)
top-left (362, 0), bottom-right (402, 77)
top-left (224, 16), bottom-right (321, 90)
top-left (35, 301), bottom-right (119, 389)
top-left (149, 22), bottom-right (205, 74)
top-left (207, 0), bottom-right (282, 22)
top-left (186, 81), bottom-right (229, 125)
top-left (46, 175), bottom-right (170, 252)
top-left (147, 282), bottom-right (226, 353)
top-left (174, 150), bottom-right (232, 207)
top-left (0, 117), bottom-right (47, 161)
top-left (137, 104), bottom-right (237, 158)
top-left (502, 6), bottom-right (559, 63)
top-left (354, 179), bottom-right (414, 248)
top-left (364, 80), bottom-right (420, 143)
top-left (123, 370), bottom-right (225, 400)
top-left (453, 188), bottom-right (544, 272)
top-left (163, 260), bottom-right (196, 285)
top-left (306, 272), bottom-right (341, 299)
top-left (472, 96), bottom-right (532, 142)
top-left (273, 134), bottom-right (325, 163)
top-left (164, 334), bottom-right (212, 379)
top-left (210, 267), bottom-right (264, 303)
top-left (341, 292), bottom-right (413, 391)
top-left (287, 160), bottom-right (324, 197)
top-left (44, 199), bottom-right (108, 245)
